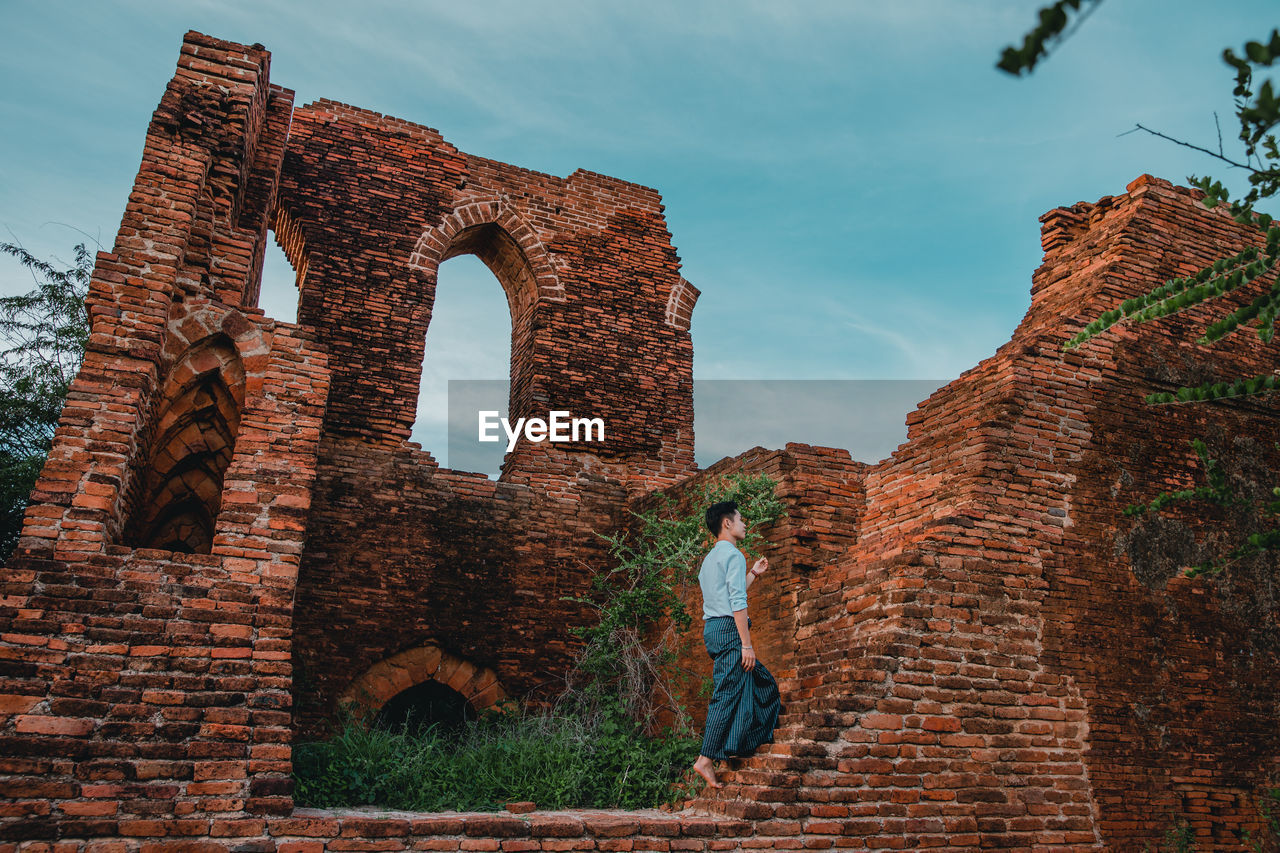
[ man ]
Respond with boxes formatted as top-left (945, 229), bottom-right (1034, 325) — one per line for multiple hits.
top-left (691, 500), bottom-right (782, 790)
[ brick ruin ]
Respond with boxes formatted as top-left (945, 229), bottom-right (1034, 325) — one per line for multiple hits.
top-left (2, 30), bottom-right (1279, 852)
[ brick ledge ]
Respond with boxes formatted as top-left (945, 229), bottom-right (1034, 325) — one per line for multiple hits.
top-left (270, 805), bottom-right (751, 840)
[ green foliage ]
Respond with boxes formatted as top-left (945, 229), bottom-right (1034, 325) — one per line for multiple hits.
top-left (1218, 29), bottom-right (1280, 215)
top-left (0, 242), bottom-right (91, 560)
top-left (294, 472), bottom-right (785, 810)
top-left (1124, 438), bottom-right (1246, 518)
top-left (1163, 818), bottom-right (1197, 853)
top-left (292, 705), bottom-right (701, 811)
top-left (1123, 439), bottom-right (1280, 577)
top-left (1144, 370), bottom-right (1280, 406)
top-left (996, 0), bottom-right (1104, 76)
top-left (562, 472), bottom-right (785, 733)
top-left (1247, 786), bottom-right (1280, 852)
top-left (1060, 28), bottom-right (1280, 374)
top-left (1063, 232), bottom-right (1280, 355)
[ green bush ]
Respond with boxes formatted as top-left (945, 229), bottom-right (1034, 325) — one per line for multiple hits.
top-left (293, 705), bottom-right (700, 811)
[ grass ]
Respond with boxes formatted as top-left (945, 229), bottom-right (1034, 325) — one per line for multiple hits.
top-left (292, 704), bottom-right (701, 812)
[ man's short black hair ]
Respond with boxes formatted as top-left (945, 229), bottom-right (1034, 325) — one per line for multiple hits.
top-left (705, 501), bottom-right (739, 536)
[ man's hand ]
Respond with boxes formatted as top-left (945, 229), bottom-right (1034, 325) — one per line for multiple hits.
top-left (751, 557), bottom-right (769, 576)
top-left (741, 645), bottom-right (756, 671)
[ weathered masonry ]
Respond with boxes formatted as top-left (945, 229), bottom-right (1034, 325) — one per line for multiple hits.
top-left (2, 30), bottom-right (1278, 852)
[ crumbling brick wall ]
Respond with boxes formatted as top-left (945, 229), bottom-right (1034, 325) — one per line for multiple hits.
top-left (1, 29), bottom-right (1278, 853)
top-left (1, 33), bottom-right (330, 836)
top-left (684, 175), bottom-right (1280, 851)
top-left (290, 443), bottom-right (631, 736)
top-left (273, 96), bottom-right (697, 491)
top-left (2, 29), bottom-right (705, 844)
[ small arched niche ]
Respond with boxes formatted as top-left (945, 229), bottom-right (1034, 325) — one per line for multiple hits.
top-left (123, 334), bottom-right (245, 553)
top-left (340, 643), bottom-right (508, 729)
top-left (375, 679), bottom-right (478, 736)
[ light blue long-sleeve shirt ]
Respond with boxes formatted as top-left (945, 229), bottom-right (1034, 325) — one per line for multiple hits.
top-left (700, 539), bottom-right (748, 619)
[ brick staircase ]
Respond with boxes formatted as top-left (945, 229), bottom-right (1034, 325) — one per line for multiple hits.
top-left (686, 707), bottom-right (852, 820)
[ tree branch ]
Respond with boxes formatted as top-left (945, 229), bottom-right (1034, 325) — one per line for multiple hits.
top-left (1122, 123), bottom-right (1261, 174)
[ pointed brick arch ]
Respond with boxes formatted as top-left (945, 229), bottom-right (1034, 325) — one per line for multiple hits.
top-left (407, 200), bottom-right (563, 438)
top-left (408, 199), bottom-right (564, 303)
top-left (124, 334), bottom-right (245, 553)
top-left (160, 299), bottom-right (275, 381)
top-left (339, 643), bottom-right (508, 719)
top-left (118, 300), bottom-right (278, 552)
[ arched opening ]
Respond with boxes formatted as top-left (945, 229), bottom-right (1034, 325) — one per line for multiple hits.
top-left (407, 206), bottom-right (562, 474)
top-left (339, 643), bottom-right (508, 725)
top-left (374, 679), bottom-right (478, 736)
top-left (413, 246), bottom-right (519, 478)
top-left (124, 335), bottom-right (245, 553)
top-left (256, 229), bottom-right (299, 324)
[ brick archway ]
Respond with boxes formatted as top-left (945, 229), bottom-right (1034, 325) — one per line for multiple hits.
top-left (408, 199), bottom-right (563, 303)
top-left (407, 199), bottom-right (563, 439)
top-left (115, 298), bottom-right (281, 552)
top-left (339, 643), bottom-right (508, 719)
top-left (122, 333), bottom-right (246, 553)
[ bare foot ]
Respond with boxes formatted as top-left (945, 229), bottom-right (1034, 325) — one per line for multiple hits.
top-left (692, 755), bottom-right (722, 789)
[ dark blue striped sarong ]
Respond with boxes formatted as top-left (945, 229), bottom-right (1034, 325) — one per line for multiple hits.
top-left (700, 616), bottom-right (782, 760)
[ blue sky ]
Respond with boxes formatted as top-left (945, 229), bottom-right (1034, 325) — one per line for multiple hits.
top-left (1, 2), bottom-right (1274, 469)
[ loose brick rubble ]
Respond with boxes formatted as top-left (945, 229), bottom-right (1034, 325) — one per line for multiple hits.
top-left (1, 30), bottom-right (1278, 853)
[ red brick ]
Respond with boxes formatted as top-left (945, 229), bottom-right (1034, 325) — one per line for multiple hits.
top-left (13, 716), bottom-right (93, 736)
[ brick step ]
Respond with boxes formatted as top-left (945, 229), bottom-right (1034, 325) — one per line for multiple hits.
top-left (684, 788), bottom-right (808, 820)
top-left (777, 711), bottom-right (863, 729)
top-left (775, 726), bottom-right (843, 743)
top-left (686, 797), bottom-right (774, 820)
top-left (758, 732), bottom-right (799, 747)
top-left (761, 754), bottom-right (836, 772)
top-left (721, 769), bottom-right (805, 788)
top-left (751, 740), bottom-right (831, 759)
top-left (701, 750), bottom-right (835, 785)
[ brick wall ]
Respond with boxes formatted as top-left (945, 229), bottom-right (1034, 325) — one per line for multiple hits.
top-left (273, 56), bottom-right (699, 736)
top-left (685, 176), bottom-right (1280, 851)
top-left (275, 97), bottom-right (696, 493)
top-left (1, 30), bottom-right (330, 843)
top-left (290, 437), bottom-right (629, 737)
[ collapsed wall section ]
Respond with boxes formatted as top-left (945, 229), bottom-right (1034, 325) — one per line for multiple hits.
top-left (3, 30), bottom-right (706, 844)
top-left (689, 176), bottom-right (1280, 852)
top-left (289, 441), bottom-right (631, 736)
top-left (1033, 178), bottom-right (1280, 847)
top-left (273, 82), bottom-right (699, 735)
